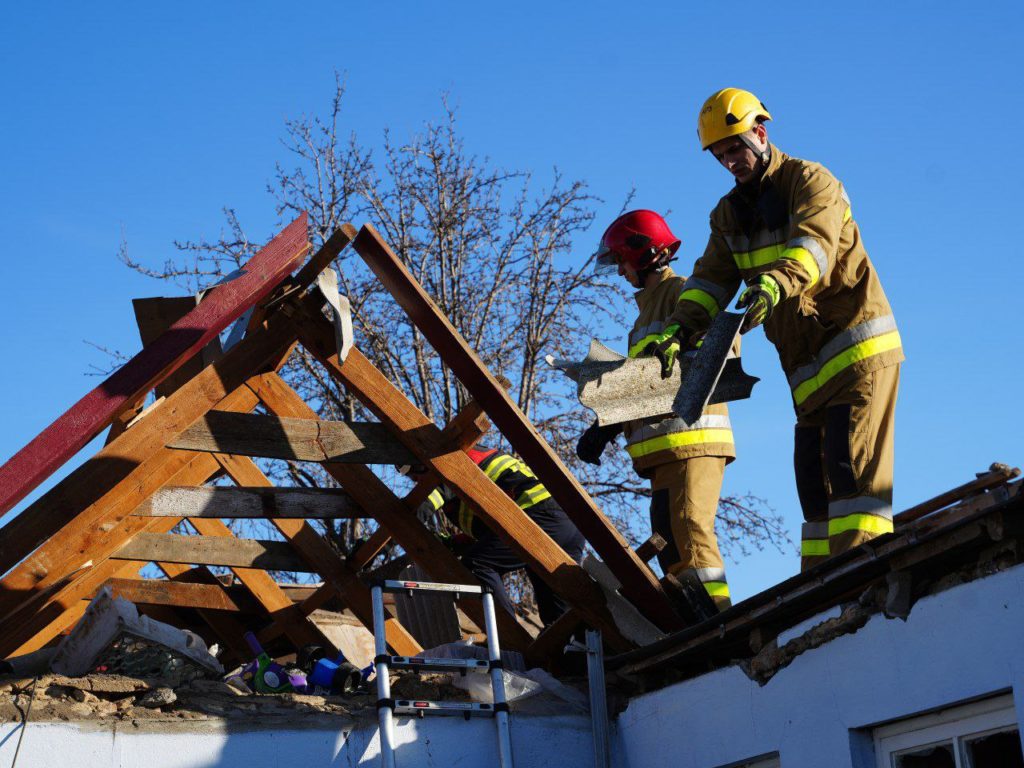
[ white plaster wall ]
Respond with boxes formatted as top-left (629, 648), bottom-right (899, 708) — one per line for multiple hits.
top-left (0, 713), bottom-right (595, 767)
top-left (614, 563), bottom-right (1024, 768)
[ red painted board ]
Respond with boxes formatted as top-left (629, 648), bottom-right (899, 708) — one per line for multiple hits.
top-left (0, 213), bottom-right (310, 519)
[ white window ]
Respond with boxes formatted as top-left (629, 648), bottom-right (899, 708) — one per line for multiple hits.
top-left (874, 693), bottom-right (1023, 767)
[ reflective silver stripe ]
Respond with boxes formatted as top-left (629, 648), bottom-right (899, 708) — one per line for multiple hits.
top-left (724, 226), bottom-right (788, 253)
top-left (694, 567), bottom-right (727, 584)
top-left (624, 414), bottom-right (731, 444)
top-left (628, 318), bottom-right (672, 348)
top-left (787, 236), bottom-right (829, 276)
top-left (801, 521), bottom-right (829, 540)
top-left (841, 187), bottom-right (851, 206)
top-left (787, 315), bottom-right (900, 389)
top-left (680, 277), bottom-right (732, 308)
top-left (828, 496), bottom-right (892, 521)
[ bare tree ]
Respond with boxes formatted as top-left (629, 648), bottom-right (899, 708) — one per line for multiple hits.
top-left (119, 79), bottom-right (790, 600)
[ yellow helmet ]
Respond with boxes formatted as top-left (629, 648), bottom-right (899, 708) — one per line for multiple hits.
top-left (697, 88), bottom-right (772, 150)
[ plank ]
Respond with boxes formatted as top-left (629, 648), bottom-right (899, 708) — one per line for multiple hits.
top-left (212, 452), bottom-right (422, 657)
top-left (103, 577), bottom-right (241, 612)
top-left (351, 398), bottom-right (494, 567)
top-left (0, 454), bottom-right (225, 656)
top-left (0, 213), bottom-right (310, 519)
top-left (0, 303), bottom-right (302, 595)
top-left (132, 296), bottom-right (223, 398)
top-left (135, 486), bottom-right (367, 519)
top-left (183, 516), bottom-right (332, 650)
top-left (351, 224), bottom-right (680, 631)
top-left (113, 533), bottom-right (312, 572)
top-left (168, 411), bottom-right (417, 465)
top-left (245, 372), bottom-right (537, 651)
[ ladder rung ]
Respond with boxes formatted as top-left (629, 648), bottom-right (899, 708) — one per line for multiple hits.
top-left (381, 579), bottom-right (484, 596)
top-left (389, 656), bottom-right (491, 673)
top-left (394, 699), bottom-right (496, 718)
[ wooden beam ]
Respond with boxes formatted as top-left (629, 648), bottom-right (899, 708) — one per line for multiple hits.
top-left (0, 214), bottom-right (310, 519)
top-left (247, 372), bottom-right (540, 652)
top-left (351, 224), bottom-right (681, 631)
top-left (0, 454), bottom-right (224, 656)
top-left (132, 296), bottom-right (223, 399)
top-left (113, 533), bottom-right (312, 572)
top-left (181, 516), bottom-right (333, 651)
top-left (351, 398), bottom-right (494, 568)
top-left (348, 527), bottom-right (394, 571)
top-left (135, 486), bottom-right (367, 519)
top-left (103, 577), bottom-right (241, 612)
top-left (168, 412), bottom-right (416, 465)
top-left (212, 452), bottom-right (422, 657)
top-left (0, 305), bottom-right (302, 602)
top-left (293, 319), bottom-right (630, 644)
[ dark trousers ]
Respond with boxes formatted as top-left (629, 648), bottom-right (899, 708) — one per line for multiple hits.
top-left (460, 509), bottom-right (585, 627)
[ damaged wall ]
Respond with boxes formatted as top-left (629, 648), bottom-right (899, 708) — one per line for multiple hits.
top-left (614, 561), bottom-right (1024, 768)
top-left (0, 712), bottom-right (596, 767)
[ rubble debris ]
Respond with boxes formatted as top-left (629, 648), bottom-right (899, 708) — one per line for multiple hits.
top-left (51, 587), bottom-right (222, 682)
top-left (743, 602), bottom-right (873, 685)
top-left (137, 687), bottom-right (177, 708)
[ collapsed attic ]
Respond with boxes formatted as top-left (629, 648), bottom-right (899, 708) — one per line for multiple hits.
top-left (0, 215), bottom-right (1021, 768)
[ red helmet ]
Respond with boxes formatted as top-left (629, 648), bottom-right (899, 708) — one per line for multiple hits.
top-left (593, 210), bottom-right (681, 275)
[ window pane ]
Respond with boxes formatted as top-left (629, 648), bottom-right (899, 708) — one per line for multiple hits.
top-left (894, 742), bottom-right (956, 768)
top-left (964, 728), bottom-right (1024, 768)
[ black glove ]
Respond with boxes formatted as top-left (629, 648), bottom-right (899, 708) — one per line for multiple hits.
top-left (575, 420), bottom-right (622, 466)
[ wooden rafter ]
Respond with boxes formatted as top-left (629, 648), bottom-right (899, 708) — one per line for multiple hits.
top-left (292, 315), bottom-right (630, 647)
top-left (350, 224), bottom-right (682, 631)
top-left (0, 214), bottom-right (310, 519)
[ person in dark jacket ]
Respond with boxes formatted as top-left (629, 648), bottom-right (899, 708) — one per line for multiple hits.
top-left (414, 445), bottom-right (586, 627)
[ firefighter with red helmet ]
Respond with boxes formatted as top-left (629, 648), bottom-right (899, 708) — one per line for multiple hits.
top-left (577, 210), bottom-right (735, 609)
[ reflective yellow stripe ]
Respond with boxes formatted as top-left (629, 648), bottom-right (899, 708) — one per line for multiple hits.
top-left (625, 428), bottom-right (734, 459)
top-left (801, 539), bottom-right (830, 557)
top-left (458, 502), bottom-right (475, 536)
top-left (484, 455), bottom-right (517, 482)
top-left (516, 483), bottom-right (552, 510)
top-left (733, 244), bottom-right (783, 270)
top-left (843, 206), bottom-right (852, 222)
top-left (828, 513), bottom-right (894, 537)
top-left (628, 333), bottom-right (661, 359)
top-left (427, 489), bottom-right (445, 510)
top-left (792, 330), bottom-right (902, 406)
top-left (678, 288), bottom-right (720, 318)
top-left (780, 246), bottom-right (820, 285)
top-left (703, 581), bottom-right (730, 598)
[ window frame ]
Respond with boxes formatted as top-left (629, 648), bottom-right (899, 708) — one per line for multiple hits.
top-left (873, 693), bottom-right (1020, 768)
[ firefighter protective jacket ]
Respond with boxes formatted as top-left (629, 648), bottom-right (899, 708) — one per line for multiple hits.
top-left (669, 145), bottom-right (904, 415)
top-left (420, 447), bottom-right (557, 539)
top-left (625, 268), bottom-right (736, 476)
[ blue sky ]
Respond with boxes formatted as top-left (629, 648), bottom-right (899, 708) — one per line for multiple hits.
top-left (1, 1), bottom-right (1022, 601)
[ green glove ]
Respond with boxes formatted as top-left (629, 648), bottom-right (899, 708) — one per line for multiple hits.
top-left (736, 274), bottom-right (781, 333)
top-left (641, 323), bottom-right (684, 379)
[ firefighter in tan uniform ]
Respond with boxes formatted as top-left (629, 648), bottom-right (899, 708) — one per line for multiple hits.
top-left (577, 210), bottom-right (735, 608)
top-left (651, 89), bottom-right (904, 570)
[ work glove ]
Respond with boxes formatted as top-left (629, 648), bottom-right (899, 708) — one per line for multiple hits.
top-left (736, 274), bottom-right (781, 334)
top-left (575, 419), bottom-right (623, 466)
top-left (641, 323), bottom-right (686, 379)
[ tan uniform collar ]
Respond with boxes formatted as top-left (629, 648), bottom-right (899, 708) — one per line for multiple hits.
top-left (736, 143), bottom-right (788, 194)
top-left (634, 267), bottom-right (677, 309)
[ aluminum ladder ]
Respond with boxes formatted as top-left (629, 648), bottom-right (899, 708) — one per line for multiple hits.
top-left (371, 579), bottom-right (514, 768)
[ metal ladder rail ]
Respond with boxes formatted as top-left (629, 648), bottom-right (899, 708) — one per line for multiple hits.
top-left (371, 580), bottom-right (514, 768)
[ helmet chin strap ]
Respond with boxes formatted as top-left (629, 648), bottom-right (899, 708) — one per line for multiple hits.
top-left (636, 255), bottom-right (674, 286)
top-left (740, 132), bottom-right (771, 166)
